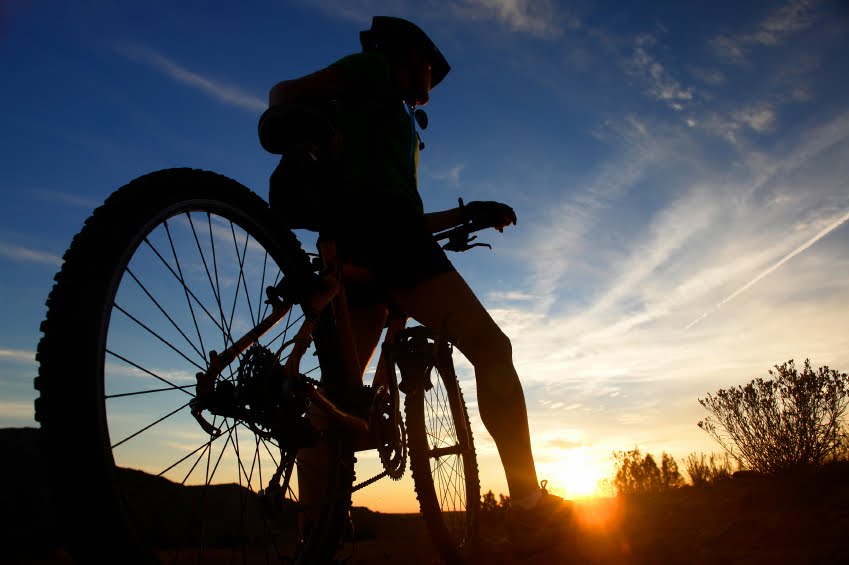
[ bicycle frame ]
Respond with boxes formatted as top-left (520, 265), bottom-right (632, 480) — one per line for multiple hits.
top-left (190, 217), bottom-right (486, 446)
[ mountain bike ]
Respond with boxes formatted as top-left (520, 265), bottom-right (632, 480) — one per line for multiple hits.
top-left (34, 168), bottom-right (486, 564)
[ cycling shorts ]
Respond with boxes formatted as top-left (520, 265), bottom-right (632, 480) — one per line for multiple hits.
top-left (331, 195), bottom-right (455, 295)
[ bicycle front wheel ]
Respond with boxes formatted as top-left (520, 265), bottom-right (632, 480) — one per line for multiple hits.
top-left (403, 335), bottom-right (480, 563)
top-left (35, 168), bottom-right (353, 564)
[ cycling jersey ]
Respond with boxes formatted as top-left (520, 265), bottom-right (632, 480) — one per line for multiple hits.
top-left (331, 52), bottom-right (423, 215)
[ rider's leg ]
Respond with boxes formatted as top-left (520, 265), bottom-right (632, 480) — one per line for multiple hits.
top-left (390, 270), bottom-right (540, 500)
top-left (348, 302), bottom-right (389, 377)
top-left (297, 298), bottom-right (386, 528)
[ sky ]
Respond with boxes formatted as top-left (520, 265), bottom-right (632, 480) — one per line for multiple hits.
top-left (2, 0), bottom-right (848, 513)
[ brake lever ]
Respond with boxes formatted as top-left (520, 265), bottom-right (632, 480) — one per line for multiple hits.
top-left (441, 233), bottom-right (492, 253)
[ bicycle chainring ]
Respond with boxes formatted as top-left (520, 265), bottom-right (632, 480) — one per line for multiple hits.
top-left (371, 385), bottom-right (407, 480)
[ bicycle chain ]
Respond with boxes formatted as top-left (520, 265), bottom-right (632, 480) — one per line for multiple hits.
top-left (352, 470), bottom-right (389, 492)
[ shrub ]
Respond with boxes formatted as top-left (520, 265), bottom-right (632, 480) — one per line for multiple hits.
top-left (698, 359), bottom-right (849, 474)
top-left (661, 452), bottom-right (686, 489)
top-left (612, 448), bottom-right (684, 495)
top-left (480, 490), bottom-right (510, 512)
top-left (685, 452), bottom-right (735, 487)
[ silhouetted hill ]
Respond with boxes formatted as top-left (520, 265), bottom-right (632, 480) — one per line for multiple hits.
top-left (0, 427), bottom-right (61, 561)
top-left (0, 427), bottom-right (428, 563)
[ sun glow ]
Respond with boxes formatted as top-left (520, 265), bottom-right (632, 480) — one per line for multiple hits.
top-left (539, 449), bottom-right (610, 500)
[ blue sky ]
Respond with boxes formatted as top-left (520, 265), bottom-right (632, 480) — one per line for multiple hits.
top-left (2, 0), bottom-right (848, 511)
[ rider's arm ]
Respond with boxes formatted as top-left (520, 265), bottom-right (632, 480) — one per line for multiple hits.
top-left (269, 66), bottom-right (346, 107)
top-left (424, 208), bottom-right (465, 233)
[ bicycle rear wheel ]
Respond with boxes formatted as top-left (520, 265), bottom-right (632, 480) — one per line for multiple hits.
top-left (34, 168), bottom-right (353, 564)
top-left (402, 330), bottom-right (480, 563)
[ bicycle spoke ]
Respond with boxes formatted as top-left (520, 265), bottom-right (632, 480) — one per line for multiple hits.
top-left (225, 226), bottom-right (244, 334)
top-left (156, 440), bottom-right (210, 481)
top-left (165, 217), bottom-right (209, 362)
top-left (186, 212), bottom-right (223, 355)
top-left (189, 211), bottom-right (236, 361)
top-left (206, 418), bottom-right (237, 486)
top-left (111, 400), bottom-right (192, 449)
top-left (123, 267), bottom-right (205, 361)
top-left (106, 384), bottom-right (195, 399)
top-left (112, 304), bottom-right (206, 373)
top-left (254, 433), bottom-right (263, 492)
top-left (267, 310), bottom-right (305, 350)
top-left (142, 237), bottom-right (230, 341)
top-left (231, 222), bottom-right (257, 327)
top-left (231, 423), bottom-right (251, 563)
top-left (105, 349), bottom-right (196, 398)
top-left (207, 212), bottom-right (236, 351)
top-left (229, 423), bottom-right (255, 492)
top-left (179, 441), bottom-right (212, 485)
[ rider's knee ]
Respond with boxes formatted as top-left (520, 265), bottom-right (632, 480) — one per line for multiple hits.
top-left (463, 326), bottom-right (512, 369)
top-left (491, 328), bottom-right (513, 360)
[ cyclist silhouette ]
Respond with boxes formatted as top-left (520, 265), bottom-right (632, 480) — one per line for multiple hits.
top-left (267, 16), bottom-right (572, 548)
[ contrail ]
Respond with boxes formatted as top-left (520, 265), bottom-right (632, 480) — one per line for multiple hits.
top-left (686, 206), bottom-right (849, 329)
top-left (117, 43), bottom-right (266, 113)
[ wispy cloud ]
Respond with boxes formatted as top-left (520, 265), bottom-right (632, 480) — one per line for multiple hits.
top-left (428, 163), bottom-right (466, 185)
top-left (454, 0), bottom-right (568, 38)
top-left (733, 104), bottom-right (777, 134)
top-left (523, 118), bottom-right (659, 309)
top-left (34, 189), bottom-right (100, 210)
top-left (0, 242), bottom-right (61, 266)
top-left (288, 0), bottom-right (375, 24)
top-left (487, 290), bottom-right (538, 302)
top-left (710, 0), bottom-right (821, 63)
top-left (0, 349), bottom-right (36, 364)
top-left (627, 34), bottom-right (694, 111)
top-left (585, 187), bottom-right (719, 321)
top-left (0, 401), bottom-right (35, 423)
top-left (296, 0), bottom-right (573, 39)
top-left (116, 43), bottom-right (265, 112)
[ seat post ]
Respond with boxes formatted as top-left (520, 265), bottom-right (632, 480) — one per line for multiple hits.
top-left (318, 239), bottom-right (363, 390)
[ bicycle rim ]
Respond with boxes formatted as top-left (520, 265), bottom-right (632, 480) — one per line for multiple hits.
top-left (35, 169), bottom-right (353, 564)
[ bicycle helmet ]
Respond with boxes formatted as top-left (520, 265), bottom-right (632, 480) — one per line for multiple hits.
top-left (360, 16), bottom-right (450, 88)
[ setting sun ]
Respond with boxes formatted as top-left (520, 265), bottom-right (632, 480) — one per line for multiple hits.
top-left (540, 449), bottom-right (610, 500)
